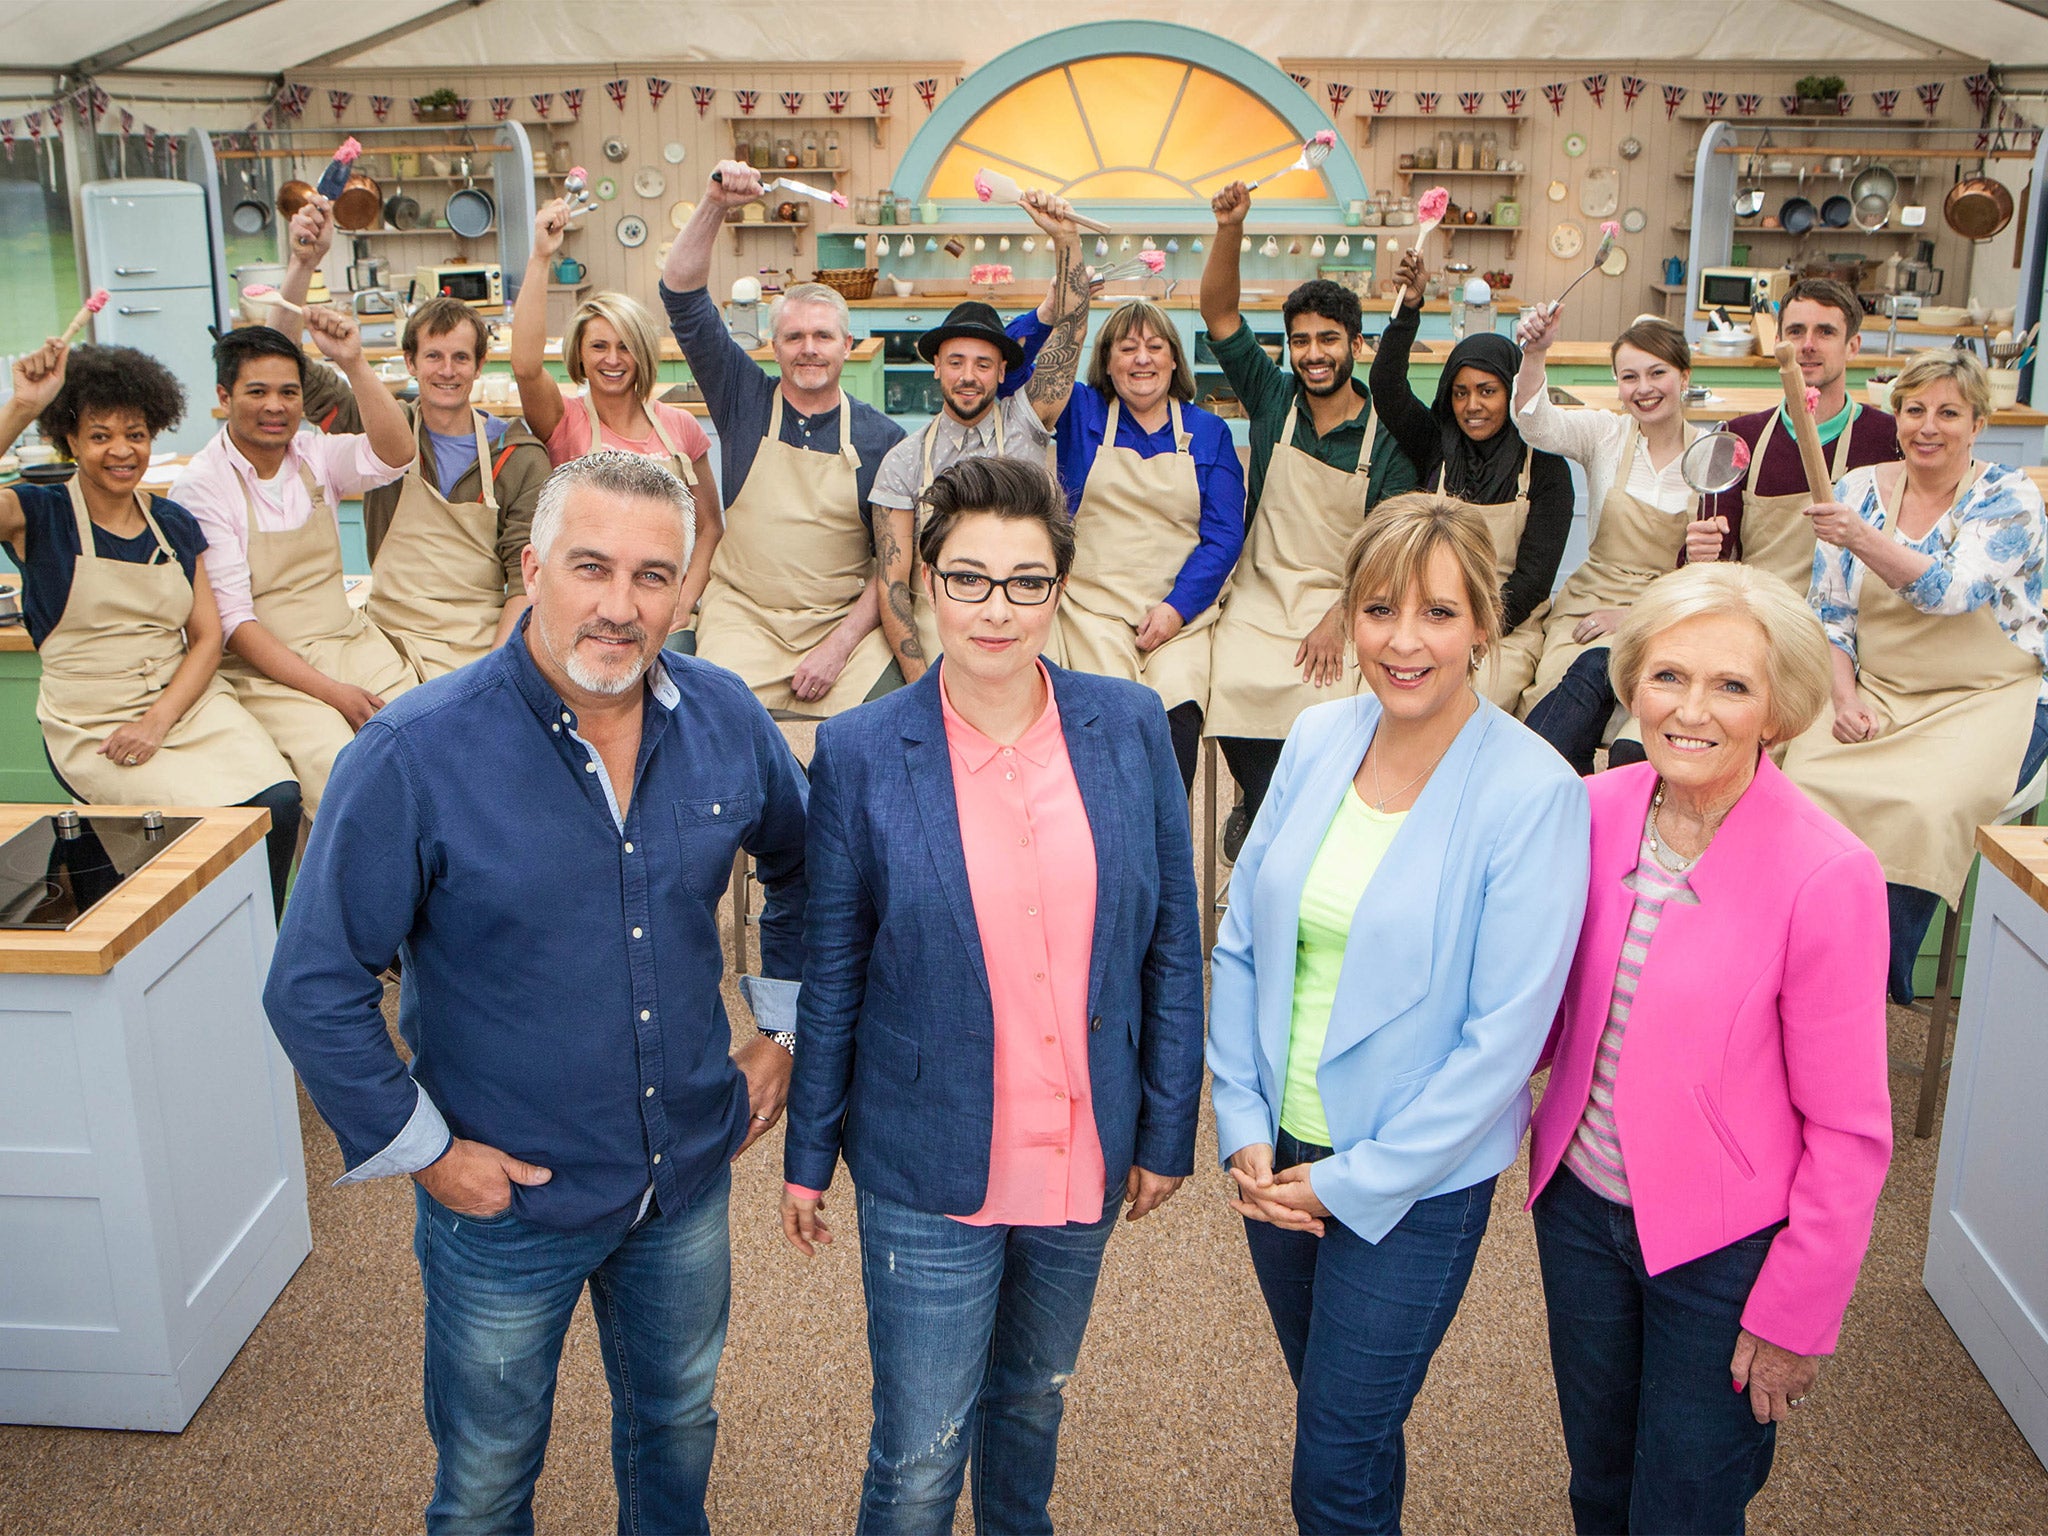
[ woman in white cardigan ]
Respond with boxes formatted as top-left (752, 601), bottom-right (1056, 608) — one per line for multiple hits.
top-left (1502, 310), bottom-right (1701, 773)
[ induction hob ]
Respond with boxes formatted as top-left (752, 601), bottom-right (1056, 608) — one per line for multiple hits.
top-left (0, 811), bottom-right (200, 931)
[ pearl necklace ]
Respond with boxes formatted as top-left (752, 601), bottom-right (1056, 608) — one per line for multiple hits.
top-left (1647, 781), bottom-right (1721, 872)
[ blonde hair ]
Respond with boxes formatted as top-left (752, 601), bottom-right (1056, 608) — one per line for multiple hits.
top-left (565, 291), bottom-right (663, 401)
top-left (1608, 563), bottom-right (1832, 743)
top-left (767, 282), bottom-right (852, 340)
top-left (1888, 348), bottom-right (1992, 419)
top-left (1086, 299), bottom-right (1196, 402)
top-left (1340, 492), bottom-right (1504, 661)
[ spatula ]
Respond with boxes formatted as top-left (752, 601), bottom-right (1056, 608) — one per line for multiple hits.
top-left (974, 167), bottom-right (1112, 233)
top-left (1389, 187), bottom-right (1450, 321)
top-left (1246, 130), bottom-right (1336, 192)
top-left (765, 177), bottom-right (849, 210)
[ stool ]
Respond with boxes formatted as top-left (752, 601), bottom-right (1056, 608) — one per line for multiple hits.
top-left (1906, 763), bottom-right (2045, 1139)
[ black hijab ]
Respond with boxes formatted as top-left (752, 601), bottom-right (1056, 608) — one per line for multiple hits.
top-left (1430, 331), bottom-right (1528, 505)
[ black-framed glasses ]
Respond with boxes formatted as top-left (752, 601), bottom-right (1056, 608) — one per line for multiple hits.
top-left (934, 570), bottom-right (1058, 605)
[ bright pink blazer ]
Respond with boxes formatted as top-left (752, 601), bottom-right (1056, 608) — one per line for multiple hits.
top-left (1527, 758), bottom-right (1893, 1356)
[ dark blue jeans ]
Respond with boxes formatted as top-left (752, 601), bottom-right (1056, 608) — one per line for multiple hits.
top-left (1532, 1170), bottom-right (1782, 1535)
top-left (1885, 700), bottom-right (2048, 1003)
top-left (854, 1184), bottom-right (1123, 1535)
top-left (1525, 647), bottom-right (1616, 777)
top-left (1243, 1130), bottom-right (1497, 1535)
top-left (412, 1172), bottom-right (732, 1535)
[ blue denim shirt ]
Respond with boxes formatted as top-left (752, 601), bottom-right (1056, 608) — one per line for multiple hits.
top-left (264, 618), bottom-right (809, 1235)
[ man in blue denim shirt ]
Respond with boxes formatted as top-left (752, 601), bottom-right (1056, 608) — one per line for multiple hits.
top-left (265, 451), bottom-right (809, 1534)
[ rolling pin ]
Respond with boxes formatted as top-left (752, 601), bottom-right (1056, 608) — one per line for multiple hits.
top-left (1773, 341), bottom-right (1837, 501)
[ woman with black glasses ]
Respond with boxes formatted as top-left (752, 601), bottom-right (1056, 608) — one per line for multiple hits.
top-left (782, 455), bottom-right (1206, 1533)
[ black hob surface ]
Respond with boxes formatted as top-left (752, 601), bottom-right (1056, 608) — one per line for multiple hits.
top-left (0, 813), bottom-right (200, 931)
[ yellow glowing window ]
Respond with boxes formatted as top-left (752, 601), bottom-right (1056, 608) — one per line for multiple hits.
top-left (927, 55), bottom-right (1329, 203)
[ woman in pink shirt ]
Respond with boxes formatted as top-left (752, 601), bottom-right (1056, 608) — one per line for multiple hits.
top-left (513, 202), bottom-right (722, 630)
top-left (1527, 562), bottom-right (1892, 1534)
top-left (781, 456), bottom-right (1205, 1534)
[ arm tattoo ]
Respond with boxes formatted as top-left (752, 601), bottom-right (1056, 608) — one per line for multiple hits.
top-left (875, 514), bottom-right (924, 661)
top-left (1027, 242), bottom-right (1091, 414)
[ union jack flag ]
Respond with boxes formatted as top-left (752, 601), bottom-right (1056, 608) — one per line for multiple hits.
top-left (1736, 93), bottom-right (1763, 117)
top-left (370, 95), bottom-right (392, 121)
top-left (1369, 89), bottom-right (1394, 114)
top-left (1415, 90), bottom-right (1440, 114)
top-left (1917, 81), bottom-right (1944, 118)
top-left (1582, 74), bottom-right (1607, 107)
top-left (1327, 83), bottom-right (1352, 114)
top-left (1542, 82), bottom-right (1568, 116)
top-left (824, 90), bottom-right (848, 114)
top-left (606, 79), bottom-right (630, 112)
top-left (1835, 92), bottom-right (1854, 115)
top-left (1702, 90), bottom-right (1727, 117)
top-left (530, 93), bottom-right (552, 120)
top-left (453, 98), bottom-right (471, 121)
top-left (1621, 75), bottom-right (1645, 109)
top-left (782, 91), bottom-right (805, 115)
top-left (870, 86), bottom-right (894, 113)
top-left (1499, 88), bottom-right (1525, 114)
top-left (1662, 84), bottom-right (1687, 120)
top-left (1874, 89), bottom-right (1900, 117)
top-left (1459, 91), bottom-right (1484, 115)
top-left (916, 79), bottom-right (939, 111)
top-left (646, 77), bottom-right (672, 109)
top-left (735, 90), bottom-right (760, 115)
top-left (1965, 73), bottom-right (1994, 113)
top-left (694, 85), bottom-right (717, 116)
top-left (328, 89), bottom-right (352, 121)
top-left (26, 109), bottom-right (43, 142)
top-left (1780, 95), bottom-right (1800, 115)
top-left (563, 88), bottom-right (584, 119)
top-left (1289, 73), bottom-right (1311, 92)
top-left (119, 108), bottom-right (133, 136)
top-left (490, 96), bottom-right (513, 121)
top-left (48, 101), bottom-right (62, 134)
top-left (1, 120), bottom-right (13, 161)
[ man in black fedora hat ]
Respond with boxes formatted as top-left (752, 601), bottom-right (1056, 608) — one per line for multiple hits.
top-left (871, 190), bottom-right (1089, 683)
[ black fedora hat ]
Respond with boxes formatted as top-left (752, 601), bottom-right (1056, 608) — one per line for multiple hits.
top-left (916, 300), bottom-right (1024, 369)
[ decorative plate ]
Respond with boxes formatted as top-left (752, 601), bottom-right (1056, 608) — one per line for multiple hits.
top-left (617, 214), bottom-right (648, 248)
top-left (1549, 221), bottom-right (1584, 258)
top-left (1601, 243), bottom-right (1629, 276)
top-left (663, 142), bottom-right (687, 165)
top-left (595, 177), bottom-right (618, 201)
top-left (669, 198), bottom-right (696, 230)
top-left (1546, 178), bottom-right (1568, 203)
top-left (1563, 133), bottom-right (1588, 158)
top-left (1621, 206), bottom-right (1648, 233)
top-left (633, 167), bottom-right (666, 199)
top-left (1619, 136), bottom-right (1643, 161)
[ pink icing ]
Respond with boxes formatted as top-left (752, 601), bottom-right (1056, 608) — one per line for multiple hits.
top-left (974, 171), bottom-right (995, 203)
top-left (829, 190), bottom-right (849, 208)
top-left (970, 264), bottom-right (1015, 285)
top-left (85, 288), bottom-right (109, 312)
top-left (570, 164), bottom-right (587, 180)
top-left (1416, 186), bottom-right (1450, 222)
top-left (1804, 385), bottom-right (1822, 417)
top-left (241, 284), bottom-right (276, 297)
top-left (1311, 129), bottom-right (1336, 147)
top-left (1138, 250), bottom-right (1166, 273)
top-left (336, 136), bottom-right (362, 164)
top-left (1600, 219), bottom-right (1621, 238)
top-left (1729, 435), bottom-right (1752, 471)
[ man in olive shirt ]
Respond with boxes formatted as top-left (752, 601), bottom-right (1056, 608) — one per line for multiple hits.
top-left (1201, 180), bottom-right (1419, 856)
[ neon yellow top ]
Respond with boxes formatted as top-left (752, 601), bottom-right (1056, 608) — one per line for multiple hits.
top-left (1281, 786), bottom-right (1407, 1146)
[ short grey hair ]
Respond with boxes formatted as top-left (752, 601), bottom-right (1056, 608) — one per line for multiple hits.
top-left (1609, 563), bottom-right (1832, 744)
top-left (530, 449), bottom-right (696, 567)
top-left (767, 281), bottom-right (851, 340)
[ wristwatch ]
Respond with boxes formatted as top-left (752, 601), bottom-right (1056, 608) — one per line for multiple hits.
top-left (761, 1029), bottom-right (796, 1056)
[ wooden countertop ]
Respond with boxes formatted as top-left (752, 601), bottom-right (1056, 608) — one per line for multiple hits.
top-left (0, 805), bottom-right (270, 975)
top-left (1977, 825), bottom-right (2048, 916)
top-left (1539, 342), bottom-right (1964, 369)
top-left (0, 626), bottom-right (30, 653)
top-left (359, 337), bottom-right (885, 365)
top-left (1563, 385), bottom-right (2048, 428)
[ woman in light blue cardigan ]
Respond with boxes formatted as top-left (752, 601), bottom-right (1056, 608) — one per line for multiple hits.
top-left (1208, 492), bottom-right (1591, 1533)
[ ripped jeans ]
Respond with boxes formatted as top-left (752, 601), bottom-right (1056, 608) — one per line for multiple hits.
top-left (853, 1185), bottom-right (1122, 1535)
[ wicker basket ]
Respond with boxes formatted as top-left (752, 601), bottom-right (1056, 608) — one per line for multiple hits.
top-left (812, 267), bottom-right (879, 300)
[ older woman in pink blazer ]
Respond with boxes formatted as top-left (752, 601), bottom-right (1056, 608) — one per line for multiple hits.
top-left (1527, 563), bottom-right (1892, 1536)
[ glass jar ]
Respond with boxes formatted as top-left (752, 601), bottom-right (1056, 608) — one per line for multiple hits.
top-left (776, 136), bottom-right (797, 169)
top-left (824, 129), bottom-right (841, 168)
top-left (1435, 129), bottom-right (1456, 173)
top-left (1456, 130), bottom-right (1476, 170)
top-left (749, 133), bottom-right (771, 170)
top-left (1413, 143), bottom-right (1437, 171)
top-left (875, 188), bottom-right (895, 224)
top-left (801, 131), bottom-right (819, 169)
top-left (893, 194), bottom-right (913, 225)
top-left (1478, 131), bottom-right (1499, 171)
top-left (733, 128), bottom-right (752, 165)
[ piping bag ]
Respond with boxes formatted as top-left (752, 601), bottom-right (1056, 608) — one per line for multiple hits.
top-left (315, 136), bottom-right (363, 201)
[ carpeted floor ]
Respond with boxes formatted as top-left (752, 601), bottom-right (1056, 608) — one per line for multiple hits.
top-left (5, 742), bottom-right (2045, 1533)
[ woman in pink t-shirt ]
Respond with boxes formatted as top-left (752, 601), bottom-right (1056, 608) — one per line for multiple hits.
top-left (514, 201), bottom-right (722, 628)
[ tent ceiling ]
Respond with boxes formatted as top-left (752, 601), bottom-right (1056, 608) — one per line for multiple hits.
top-left (5, 0), bottom-right (2048, 76)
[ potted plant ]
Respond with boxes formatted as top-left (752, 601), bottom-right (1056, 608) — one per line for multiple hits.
top-left (1793, 75), bottom-right (1847, 115)
top-left (415, 88), bottom-right (461, 123)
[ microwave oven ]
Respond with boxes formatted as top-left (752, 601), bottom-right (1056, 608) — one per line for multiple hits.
top-left (1696, 266), bottom-right (1791, 314)
top-left (409, 262), bottom-right (504, 308)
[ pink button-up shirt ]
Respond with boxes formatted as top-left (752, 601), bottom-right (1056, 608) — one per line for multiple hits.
top-left (785, 663), bottom-right (1104, 1226)
top-left (171, 425), bottom-right (408, 635)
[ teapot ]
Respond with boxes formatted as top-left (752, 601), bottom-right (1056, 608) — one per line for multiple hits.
top-left (553, 256), bottom-right (588, 284)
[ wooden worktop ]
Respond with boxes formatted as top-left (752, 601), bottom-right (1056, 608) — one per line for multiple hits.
top-left (361, 336), bottom-right (886, 365)
top-left (1539, 342), bottom-right (1965, 369)
top-left (1977, 825), bottom-right (2048, 917)
top-left (1564, 385), bottom-right (2048, 428)
top-left (0, 805), bottom-right (269, 975)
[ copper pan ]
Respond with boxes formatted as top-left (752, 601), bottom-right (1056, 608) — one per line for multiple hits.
top-left (332, 170), bottom-right (384, 231)
top-left (276, 179), bottom-right (316, 219)
top-left (1944, 173), bottom-right (2014, 240)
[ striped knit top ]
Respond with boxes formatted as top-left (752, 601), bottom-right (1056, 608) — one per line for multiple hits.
top-left (1563, 805), bottom-right (1701, 1205)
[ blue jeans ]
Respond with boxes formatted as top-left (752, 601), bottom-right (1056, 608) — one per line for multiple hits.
top-left (1885, 701), bottom-right (2048, 1003)
top-left (854, 1185), bottom-right (1123, 1535)
top-left (412, 1172), bottom-right (732, 1535)
top-left (1242, 1130), bottom-right (1496, 1535)
top-left (1525, 647), bottom-right (1615, 777)
top-left (1533, 1169), bottom-right (1781, 1535)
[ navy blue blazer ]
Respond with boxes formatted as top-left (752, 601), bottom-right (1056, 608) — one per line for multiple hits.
top-left (784, 661), bottom-right (1206, 1214)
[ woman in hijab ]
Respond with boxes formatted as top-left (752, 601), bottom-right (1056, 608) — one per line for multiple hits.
top-left (1373, 250), bottom-right (1574, 707)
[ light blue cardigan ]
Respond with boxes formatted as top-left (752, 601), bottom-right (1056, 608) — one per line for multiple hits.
top-left (1207, 693), bottom-right (1591, 1242)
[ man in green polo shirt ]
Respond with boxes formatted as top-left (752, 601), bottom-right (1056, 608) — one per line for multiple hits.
top-left (1200, 179), bottom-right (1420, 857)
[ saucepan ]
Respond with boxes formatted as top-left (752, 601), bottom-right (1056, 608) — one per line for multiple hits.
top-left (384, 177), bottom-right (421, 230)
top-left (229, 168), bottom-right (272, 234)
top-left (333, 170), bottom-right (383, 231)
top-left (1945, 172), bottom-right (2015, 239)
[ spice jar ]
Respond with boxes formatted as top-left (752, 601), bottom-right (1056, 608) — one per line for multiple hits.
top-left (1478, 131), bottom-right (1499, 171)
top-left (1435, 129), bottom-right (1456, 173)
top-left (801, 131), bottom-right (819, 169)
top-left (1413, 142), bottom-right (1437, 170)
top-left (1456, 130), bottom-right (1476, 170)
top-left (824, 129), bottom-right (841, 167)
top-left (876, 187), bottom-right (896, 224)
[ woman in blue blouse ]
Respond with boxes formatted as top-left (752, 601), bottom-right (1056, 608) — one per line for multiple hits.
top-left (1207, 492), bottom-right (1589, 1532)
top-left (1012, 297), bottom-right (1244, 791)
top-left (1, 340), bottom-right (300, 912)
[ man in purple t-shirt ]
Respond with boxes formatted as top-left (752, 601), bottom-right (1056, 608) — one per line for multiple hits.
top-left (1688, 277), bottom-right (1900, 591)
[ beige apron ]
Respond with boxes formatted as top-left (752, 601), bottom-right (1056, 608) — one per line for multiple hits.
top-left (580, 389), bottom-right (698, 487)
top-left (1740, 411), bottom-right (1854, 593)
top-left (693, 390), bottom-right (891, 715)
top-left (1780, 463), bottom-right (2039, 903)
top-left (1517, 421), bottom-right (1692, 716)
top-left (1205, 401), bottom-right (1378, 738)
top-left (1050, 398), bottom-right (1214, 712)
top-left (1430, 454), bottom-right (1549, 710)
top-left (908, 405), bottom-right (1011, 663)
top-left (366, 411), bottom-right (506, 679)
top-left (216, 460), bottom-right (419, 812)
top-left (37, 480), bottom-right (290, 806)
